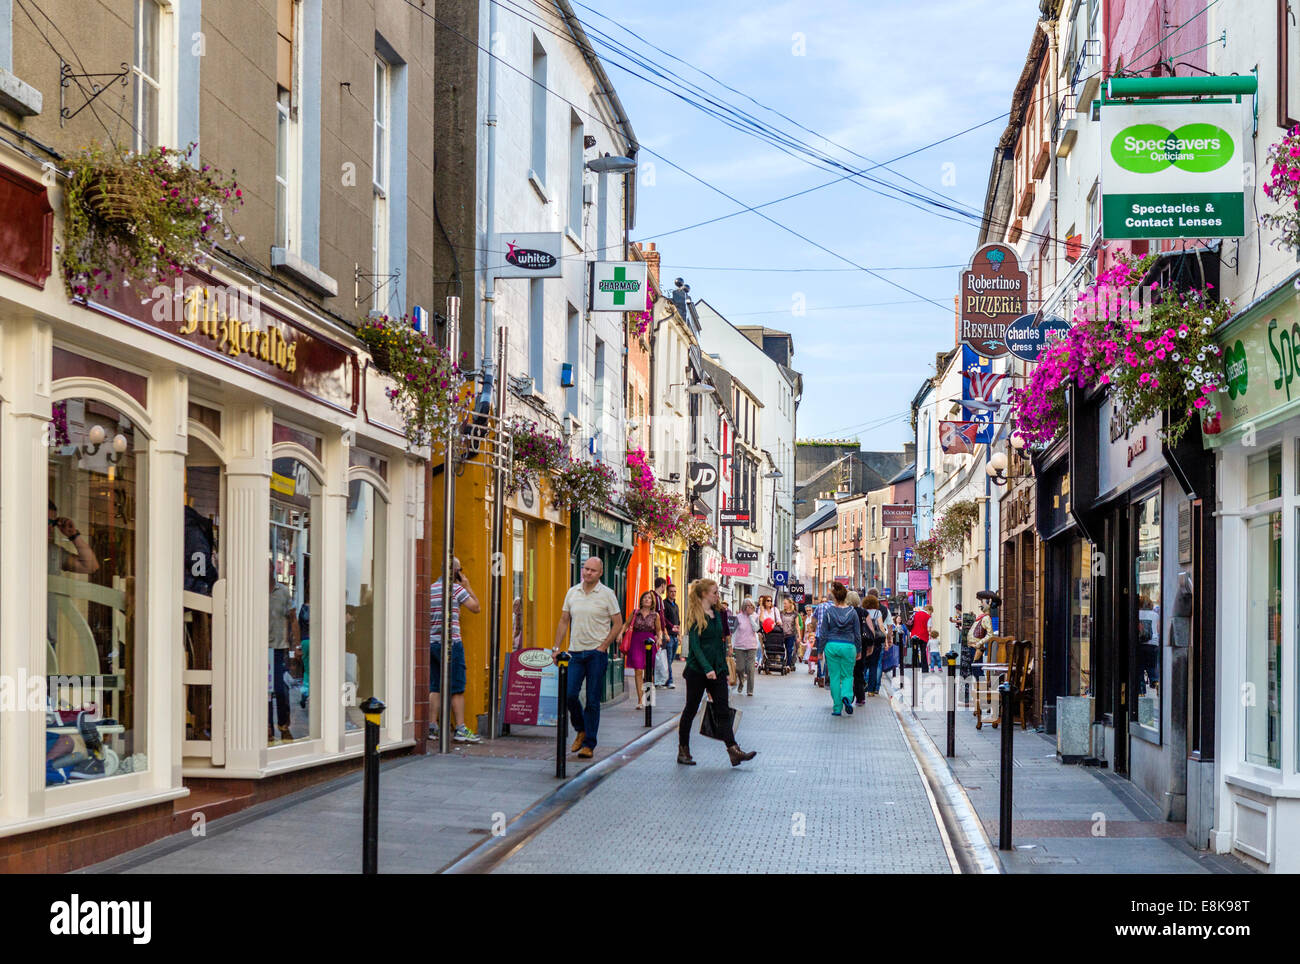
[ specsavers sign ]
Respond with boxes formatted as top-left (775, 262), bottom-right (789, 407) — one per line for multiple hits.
top-left (1101, 101), bottom-right (1245, 239)
top-left (1202, 274), bottom-right (1300, 447)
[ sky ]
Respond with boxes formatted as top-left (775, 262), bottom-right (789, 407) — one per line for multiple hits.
top-left (575, 0), bottom-right (1042, 450)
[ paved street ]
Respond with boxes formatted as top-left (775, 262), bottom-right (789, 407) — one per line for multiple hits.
top-left (492, 668), bottom-right (953, 874)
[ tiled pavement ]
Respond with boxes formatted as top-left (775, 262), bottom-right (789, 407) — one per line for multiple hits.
top-left (894, 669), bottom-right (1253, 874)
top-left (492, 667), bottom-right (953, 874)
top-left (86, 678), bottom-right (687, 874)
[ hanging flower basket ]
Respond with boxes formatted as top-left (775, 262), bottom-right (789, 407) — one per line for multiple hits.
top-left (549, 458), bottom-right (617, 511)
top-left (357, 315), bottom-right (472, 449)
top-left (1262, 125), bottom-right (1300, 254)
top-left (60, 142), bottom-right (242, 298)
top-left (680, 515), bottom-right (715, 548)
top-left (622, 447), bottom-right (686, 541)
top-left (506, 418), bottom-right (569, 497)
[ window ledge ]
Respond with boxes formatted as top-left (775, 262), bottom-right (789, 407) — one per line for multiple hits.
top-left (1225, 772), bottom-right (1300, 799)
top-left (564, 226), bottom-right (584, 251)
top-left (0, 67), bottom-right (42, 117)
top-left (271, 246), bottom-right (339, 297)
top-left (528, 169), bottom-right (550, 203)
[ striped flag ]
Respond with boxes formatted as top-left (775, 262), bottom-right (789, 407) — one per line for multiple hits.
top-left (940, 421), bottom-right (980, 454)
top-left (964, 370), bottom-right (1006, 401)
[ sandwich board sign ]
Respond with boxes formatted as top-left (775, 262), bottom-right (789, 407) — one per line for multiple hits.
top-left (1100, 100), bottom-right (1245, 240)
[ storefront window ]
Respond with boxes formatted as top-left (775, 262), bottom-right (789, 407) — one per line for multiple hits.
top-left (1068, 539), bottom-right (1092, 697)
top-left (269, 456), bottom-right (319, 746)
top-left (1133, 492), bottom-right (1161, 740)
top-left (1244, 510), bottom-right (1282, 768)
top-left (183, 457), bottom-right (221, 751)
top-left (46, 399), bottom-right (145, 785)
top-left (345, 477), bottom-right (386, 730)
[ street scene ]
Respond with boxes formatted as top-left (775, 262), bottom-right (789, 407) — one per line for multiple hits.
top-left (0, 0), bottom-right (1291, 927)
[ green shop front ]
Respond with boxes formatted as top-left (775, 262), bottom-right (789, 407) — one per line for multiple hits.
top-left (572, 506), bottom-right (633, 702)
top-left (1202, 268), bottom-right (1300, 872)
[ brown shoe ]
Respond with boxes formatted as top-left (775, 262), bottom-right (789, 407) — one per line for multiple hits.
top-left (677, 746), bottom-right (697, 766)
top-left (570, 731), bottom-right (585, 753)
top-left (727, 744), bottom-right (757, 767)
top-left (577, 746), bottom-right (594, 759)
top-left (278, 725), bottom-right (293, 742)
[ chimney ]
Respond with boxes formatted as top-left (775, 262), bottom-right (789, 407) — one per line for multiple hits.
top-left (644, 241), bottom-right (661, 277)
top-left (903, 441), bottom-right (916, 463)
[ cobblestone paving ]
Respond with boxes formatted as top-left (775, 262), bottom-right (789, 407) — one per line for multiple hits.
top-left (494, 669), bottom-right (952, 874)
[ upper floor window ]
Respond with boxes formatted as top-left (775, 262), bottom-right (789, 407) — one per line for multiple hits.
top-left (275, 0), bottom-right (303, 250)
top-left (132, 0), bottom-right (165, 151)
top-left (530, 37), bottom-right (547, 182)
top-left (372, 55), bottom-right (392, 311)
top-left (569, 112), bottom-right (584, 236)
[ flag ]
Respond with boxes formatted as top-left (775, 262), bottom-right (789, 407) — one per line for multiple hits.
top-left (964, 370), bottom-right (1007, 401)
top-left (940, 421), bottom-right (979, 454)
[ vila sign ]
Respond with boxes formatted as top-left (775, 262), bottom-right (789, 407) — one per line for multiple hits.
top-left (1101, 101), bottom-right (1245, 240)
top-left (719, 508), bottom-right (750, 526)
top-left (960, 243), bottom-right (1027, 358)
top-left (734, 549), bottom-right (759, 562)
top-left (590, 261), bottom-right (648, 312)
top-left (881, 504), bottom-right (914, 529)
top-left (494, 232), bottom-right (564, 278)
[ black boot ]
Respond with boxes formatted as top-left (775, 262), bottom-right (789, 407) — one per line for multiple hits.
top-left (727, 744), bottom-right (756, 767)
top-left (677, 746), bottom-right (696, 766)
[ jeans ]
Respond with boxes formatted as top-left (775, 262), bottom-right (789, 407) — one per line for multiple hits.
top-left (823, 641), bottom-right (857, 710)
top-left (679, 667), bottom-right (736, 751)
top-left (733, 648), bottom-right (757, 695)
top-left (784, 634), bottom-right (796, 666)
top-left (910, 637), bottom-right (930, 673)
top-left (270, 648), bottom-right (291, 728)
top-left (566, 649), bottom-right (608, 749)
top-left (865, 647), bottom-right (883, 694)
top-left (666, 634), bottom-right (679, 684)
top-left (929, 650), bottom-right (942, 670)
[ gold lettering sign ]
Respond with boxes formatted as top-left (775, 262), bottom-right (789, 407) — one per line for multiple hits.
top-left (182, 286), bottom-right (298, 374)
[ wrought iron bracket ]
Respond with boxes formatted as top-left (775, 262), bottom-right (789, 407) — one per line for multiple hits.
top-left (60, 58), bottom-right (130, 127)
top-left (354, 263), bottom-right (401, 309)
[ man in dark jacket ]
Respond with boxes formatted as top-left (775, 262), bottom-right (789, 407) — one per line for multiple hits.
top-left (661, 580), bottom-right (681, 689)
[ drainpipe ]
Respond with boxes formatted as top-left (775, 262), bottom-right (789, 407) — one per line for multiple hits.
top-left (481, 0), bottom-right (499, 381)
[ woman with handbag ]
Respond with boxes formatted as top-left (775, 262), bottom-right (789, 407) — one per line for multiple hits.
top-left (677, 579), bottom-right (757, 767)
top-left (623, 590), bottom-right (664, 710)
top-left (731, 598), bottom-right (761, 696)
top-left (816, 582), bottom-right (862, 716)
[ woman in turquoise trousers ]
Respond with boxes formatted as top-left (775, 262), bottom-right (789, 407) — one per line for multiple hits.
top-left (815, 582), bottom-right (862, 716)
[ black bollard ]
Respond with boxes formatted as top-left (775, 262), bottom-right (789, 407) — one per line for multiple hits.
top-left (556, 652), bottom-right (570, 779)
top-left (946, 652), bottom-right (956, 758)
top-left (998, 680), bottom-right (1014, 850)
top-left (645, 641), bottom-right (654, 728)
top-left (360, 696), bottom-right (386, 875)
top-left (910, 638), bottom-right (918, 710)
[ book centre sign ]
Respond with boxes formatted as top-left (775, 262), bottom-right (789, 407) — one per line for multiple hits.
top-left (1101, 100), bottom-right (1245, 240)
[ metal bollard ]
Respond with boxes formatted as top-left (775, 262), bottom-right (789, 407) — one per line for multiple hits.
top-left (910, 639), bottom-right (918, 710)
top-left (360, 696), bottom-right (386, 875)
top-left (645, 641), bottom-right (654, 728)
top-left (946, 652), bottom-right (956, 758)
top-left (998, 680), bottom-right (1015, 850)
top-left (556, 652), bottom-right (570, 779)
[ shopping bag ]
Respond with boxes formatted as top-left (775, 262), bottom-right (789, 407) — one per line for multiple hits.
top-left (699, 697), bottom-right (740, 741)
top-left (654, 646), bottom-right (669, 686)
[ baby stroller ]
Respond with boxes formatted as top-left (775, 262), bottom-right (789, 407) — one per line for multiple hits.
top-left (760, 628), bottom-right (789, 675)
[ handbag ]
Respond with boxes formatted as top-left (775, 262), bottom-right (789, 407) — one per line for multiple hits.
top-left (700, 697), bottom-right (741, 741)
top-left (619, 622), bottom-right (633, 655)
top-left (654, 646), bottom-right (669, 686)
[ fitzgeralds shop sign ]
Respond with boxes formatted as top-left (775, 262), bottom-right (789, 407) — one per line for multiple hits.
top-left (960, 243), bottom-right (1027, 358)
top-left (1100, 101), bottom-right (1245, 240)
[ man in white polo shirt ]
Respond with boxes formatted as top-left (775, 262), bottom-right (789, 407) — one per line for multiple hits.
top-left (553, 556), bottom-right (623, 759)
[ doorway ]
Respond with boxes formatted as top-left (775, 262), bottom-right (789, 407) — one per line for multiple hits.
top-left (183, 436), bottom-right (225, 764)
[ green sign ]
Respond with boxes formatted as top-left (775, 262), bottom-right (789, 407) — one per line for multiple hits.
top-left (1101, 101), bottom-right (1245, 240)
top-left (590, 261), bottom-right (647, 313)
top-left (1203, 273), bottom-right (1300, 446)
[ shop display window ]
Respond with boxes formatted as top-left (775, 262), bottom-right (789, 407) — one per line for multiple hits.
top-left (183, 459), bottom-right (221, 750)
top-left (1132, 492), bottom-right (1162, 741)
top-left (46, 399), bottom-right (145, 786)
top-left (269, 456), bottom-right (320, 746)
top-left (345, 477), bottom-right (386, 730)
top-left (1244, 447), bottom-right (1282, 769)
top-left (1068, 539), bottom-right (1091, 698)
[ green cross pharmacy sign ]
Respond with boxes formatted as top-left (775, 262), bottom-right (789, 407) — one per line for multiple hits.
top-left (591, 261), bottom-right (648, 312)
top-left (1101, 100), bottom-right (1245, 240)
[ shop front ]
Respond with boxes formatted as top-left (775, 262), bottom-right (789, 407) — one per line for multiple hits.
top-left (0, 159), bottom-right (423, 869)
top-left (652, 537), bottom-right (686, 593)
top-left (572, 506), bottom-right (634, 701)
top-left (999, 469), bottom-right (1041, 724)
top-left (1203, 269), bottom-right (1300, 871)
top-left (1075, 390), bottom-right (1188, 819)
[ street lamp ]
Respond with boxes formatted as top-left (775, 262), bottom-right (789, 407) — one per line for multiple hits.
top-left (764, 468), bottom-right (783, 586)
top-left (986, 450), bottom-right (1009, 486)
top-left (585, 153), bottom-right (638, 174)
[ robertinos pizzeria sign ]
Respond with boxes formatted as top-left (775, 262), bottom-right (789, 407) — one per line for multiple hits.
top-left (1101, 100), bottom-right (1245, 240)
top-left (960, 243), bottom-right (1027, 358)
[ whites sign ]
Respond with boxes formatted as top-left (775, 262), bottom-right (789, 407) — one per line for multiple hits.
top-left (494, 232), bottom-right (565, 279)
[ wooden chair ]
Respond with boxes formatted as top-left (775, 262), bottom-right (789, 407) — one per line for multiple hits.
top-left (1002, 640), bottom-right (1033, 730)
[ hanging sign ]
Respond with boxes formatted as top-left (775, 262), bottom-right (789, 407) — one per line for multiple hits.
top-left (907, 569), bottom-right (932, 591)
top-left (719, 508), bottom-right (750, 526)
top-left (1005, 313), bottom-right (1070, 362)
top-left (721, 562), bottom-right (750, 577)
top-left (590, 261), bottom-right (648, 312)
top-left (688, 461), bottom-right (718, 493)
top-left (1100, 100), bottom-right (1245, 239)
top-left (960, 243), bottom-right (1028, 358)
top-left (882, 504), bottom-right (914, 528)
top-left (734, 549), bottom-right (759, 562)
top-left (494, 232), bottom-right (564, 278)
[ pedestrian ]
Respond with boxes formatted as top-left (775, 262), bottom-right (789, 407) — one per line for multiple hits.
top-left (928, 628), bottom-right (943, 670)
top-left (909, 604), bottom-right (933, 673)
top-left (621, 590), bottom-right (664, 710)
top-left (662, 582), bottom-right (681, 689)
top-left (779, 598), bottom-right (799, 669)
top-left (816, 582), bottom-right (861, 716)
top-left (802, 624), bottom-right (818, 674)
top-left (719, 599), bottom-right (737, 680)
top-left (677, 578), bottom-right (757, 767)
top-left (553, 556), bottom-right (624, 759)
top-left (881, 613), bottom-right (901, 679)
top-left (862, 593), bottom-right (886, 697)
top-left (731, 598), bottom-right (760, 697)
top-left (268, 564), bottom-right (298, 743)
top-left (430, 557), bottom-right (483, 744)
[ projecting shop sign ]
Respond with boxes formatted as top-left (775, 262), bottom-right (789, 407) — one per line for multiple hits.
top-left (959, 243), bottom-right (1027, 358)
top-left (494, 233), bottom-right (565, 278)
top-left (1100, 101), bottom-right (1245, 239)
top-left (590, 261), bottom-right (648, 312)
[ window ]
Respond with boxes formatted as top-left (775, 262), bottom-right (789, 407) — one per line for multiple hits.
top-left (372, 56), bottom-right (391, 311)
top-left (1132, 491), bottom-right (1162, 741)
top-left (529, 279), bottom-right (545, 390)
top-left (1244, 446), bottom-right (1282, 768)
top-left (569, 112), bottom-right (584, 236)
top-left (345, 477), bottom-right (387, 727)
top-left (132, 0), bottom-right (162, 151)
top-left (1087, 180), bottom-right (1100, 240)
top-left (530, 37), bottom-right (547, 183)
top-left (47, 399), bottom-right (145, 787)
top-left (275, 0), bottom-right (302, 250)
top-left (269, 453), bottom-right (320, 746)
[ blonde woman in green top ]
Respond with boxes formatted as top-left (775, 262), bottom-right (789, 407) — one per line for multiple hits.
top-left (677, 579), bottom-right (757, 768)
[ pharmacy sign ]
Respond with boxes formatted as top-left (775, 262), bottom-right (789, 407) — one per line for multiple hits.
top-left (1101, 100), bottom-right (1245, 240)
top-left (590, 261), bottom-right (648, 312)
